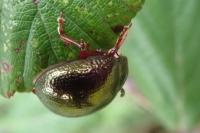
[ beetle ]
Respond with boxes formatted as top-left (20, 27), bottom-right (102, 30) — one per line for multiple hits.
top-left (33, 12), bottom-right (131, 117)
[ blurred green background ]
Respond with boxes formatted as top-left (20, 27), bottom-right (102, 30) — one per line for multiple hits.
top-left (0, 89), bottom-right (157, 133)
top-left (1, 0), bottom-right (200, 133)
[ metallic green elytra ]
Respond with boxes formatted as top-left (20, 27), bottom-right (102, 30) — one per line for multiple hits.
top-left (33, 13), bottom-right (131, 117)
top-left (34, 55), bottom-right (128, 117)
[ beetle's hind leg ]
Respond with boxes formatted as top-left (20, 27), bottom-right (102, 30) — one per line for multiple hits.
top-left (57, 12), bottom-right (88, 50)
top-left (120, 88), bottom-right (125, 97)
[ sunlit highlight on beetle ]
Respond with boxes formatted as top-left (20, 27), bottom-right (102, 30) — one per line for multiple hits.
top-left (33, 12), bottom-right (131, 117)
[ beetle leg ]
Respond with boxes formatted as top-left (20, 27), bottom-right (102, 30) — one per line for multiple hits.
top-left (57, 12), bottom-right (109, 59)
top-left (108, 23), bottom-right (132, 56)
top-left (120, 88), bottom-right (125, 97)
top-left (57, 12), bottom-right (88, 50)
top-left (115, 23), bottom-right (132, 50)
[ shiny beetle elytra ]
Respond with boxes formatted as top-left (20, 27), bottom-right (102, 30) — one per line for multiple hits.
top-left (33, 12), bottom-right (131, 117)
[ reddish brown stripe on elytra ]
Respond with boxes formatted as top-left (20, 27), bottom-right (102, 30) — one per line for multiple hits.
top-left (50, 56), bottom-right (114, 106)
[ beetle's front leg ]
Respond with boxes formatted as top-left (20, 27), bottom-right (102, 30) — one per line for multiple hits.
top-left (57, 12), bottom-right (88, 50)
top-left (108, 23), bottom-right (132, 56)
top-left (115, 23), bottom-right (132, 50)
top-left (120, 88), bottom-right (125, 97)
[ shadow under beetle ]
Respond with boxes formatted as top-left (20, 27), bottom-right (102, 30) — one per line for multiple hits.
top-left (33, 12), bottom-right (131, 117)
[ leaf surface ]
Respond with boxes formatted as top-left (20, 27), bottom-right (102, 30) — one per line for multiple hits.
top-left (0, 0), bottom-right (144, 97)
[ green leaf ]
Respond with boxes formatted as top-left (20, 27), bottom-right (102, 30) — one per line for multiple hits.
top-left (123, 0), bottom-right (200, 130)
top-left (0, 0), bottom-right (144, 97)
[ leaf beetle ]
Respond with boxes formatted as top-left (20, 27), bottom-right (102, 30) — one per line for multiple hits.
top-left (33, 12), bottom-right (131, 117)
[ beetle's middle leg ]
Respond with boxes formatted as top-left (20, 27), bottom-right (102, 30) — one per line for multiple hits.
top-left (120, 88), bottom-right (125, 97)
top-left (57, 12), bottom-right (88, 50)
